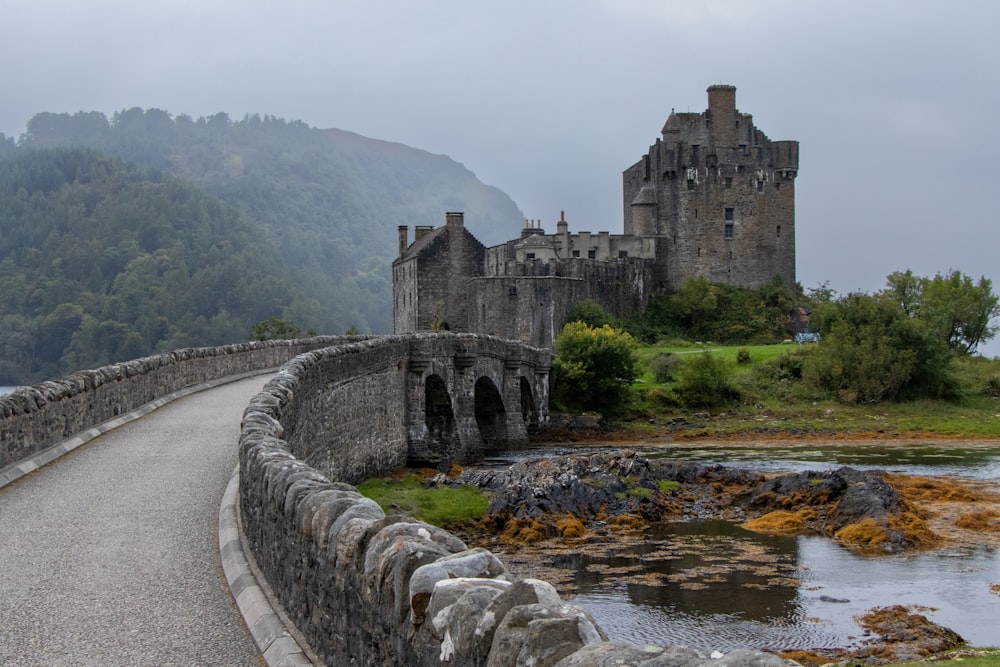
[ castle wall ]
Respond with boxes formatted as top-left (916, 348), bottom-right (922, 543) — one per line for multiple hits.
top-left (470, 257), bottom-right (652, 348)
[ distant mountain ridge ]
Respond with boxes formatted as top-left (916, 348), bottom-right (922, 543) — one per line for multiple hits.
top-left (0, 109), bottom-right (524, 383)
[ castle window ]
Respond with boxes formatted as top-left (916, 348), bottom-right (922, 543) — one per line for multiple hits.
top-left (725, 207), bottom-right (734, 221)
top-left (776, 225), bottom-right (781, 238)
top-left (587, 250), bottom-right (596, 259)
top-left (775, 182), bottom-right (781, 190)
top-left (618, 250), bottom-right (628, 258)
top-left (740, 144), bottom-right (748, 156)
top-left (572, 250), bottom-right (580, 258)
top-left (526, 253), bottom-right (535, 260)
top-left (687, 179), bottom-right (695, 190)
top-left (757, 179), bottom-right (764, 193)
top-left (725, 177), bottom-right (732, 189)
top-left (724, 223), bottom-right (734, 239)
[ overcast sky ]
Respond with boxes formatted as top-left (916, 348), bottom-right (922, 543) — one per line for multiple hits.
top-left (3, 1), bottom-right (999, 354)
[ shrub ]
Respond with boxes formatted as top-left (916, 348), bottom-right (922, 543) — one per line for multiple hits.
top-left (648, 352), bottom-right (680, 383)
top-left (736, 348), bottom-right (752, 365)
top-left (675, 351), bottom-right (738, 407)
top-left (553, 321), bottom-right (639, 414)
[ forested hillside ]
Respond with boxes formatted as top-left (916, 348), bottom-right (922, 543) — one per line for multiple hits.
top-left (0, 110), bottom-right (524, 383)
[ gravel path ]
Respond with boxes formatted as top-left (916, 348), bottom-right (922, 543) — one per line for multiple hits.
top-left (0, 376), bottom-right (271, 667)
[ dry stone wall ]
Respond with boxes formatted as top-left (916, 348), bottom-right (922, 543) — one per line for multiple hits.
top-left (239, 334), bottom-right (790, 667)
top-left (0, 337), bottom-right (345, 472)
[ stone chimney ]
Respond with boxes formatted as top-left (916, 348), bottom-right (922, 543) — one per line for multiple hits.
top-left (414, 225), bottom-right (434, 241)
top-left (446, 212), bottom-right (464, 229)
top-left (398, 225), bottom-right (408, 258)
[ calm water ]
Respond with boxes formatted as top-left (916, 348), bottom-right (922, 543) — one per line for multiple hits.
top-left (0, 386), bottom-right (17, 396)
top-left (489, 442), bottom-right (1000, 650)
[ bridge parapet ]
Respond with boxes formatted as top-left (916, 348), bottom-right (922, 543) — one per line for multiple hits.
top-left (0, 337), bottom-right (347, 480)
top-left (241, 333), bottom-right (660, 666)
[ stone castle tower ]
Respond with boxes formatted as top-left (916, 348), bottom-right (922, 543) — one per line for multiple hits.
top-left (623, 84), bottom-right (798, 288)
top-left (393, 85), bottom-right (798, 349)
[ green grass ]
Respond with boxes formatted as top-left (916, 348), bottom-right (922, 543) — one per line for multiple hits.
top-left (357, 474), bottom-right (489, 528)
top-left (890, 649), bottom-right (1000, 667)
top-left (624, 342), bottom-right (1000, 438)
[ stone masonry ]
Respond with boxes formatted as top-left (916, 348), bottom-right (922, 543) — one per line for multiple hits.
top-left (392, 85), bottom-right (798, 350)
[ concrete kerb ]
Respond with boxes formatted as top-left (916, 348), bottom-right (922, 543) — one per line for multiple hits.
top-left (220, 468), bottom-right (320, 667)
top-left (0, 368), bottom-right (281, 491)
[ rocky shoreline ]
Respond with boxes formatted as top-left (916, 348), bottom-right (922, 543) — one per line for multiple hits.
top-left (439, 447), bottom-right (1000, 664)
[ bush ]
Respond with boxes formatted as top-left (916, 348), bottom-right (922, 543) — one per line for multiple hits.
top-left (648, 352), bottom-right (680, 383)
top-left (565, 299), bottom-right (616, 329)
top-left (675, 351), bottom-right (738, 407)
top-left (553, 321), bottom-right (639, 414)
top-left (736, 348), bottom-right (752, 365)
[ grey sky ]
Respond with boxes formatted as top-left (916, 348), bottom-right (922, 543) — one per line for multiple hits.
top-left (3, 1), bottom-right (999, 353)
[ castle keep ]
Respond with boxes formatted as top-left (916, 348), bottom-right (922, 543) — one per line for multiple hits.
top-left (393, 85), bottom-right (799, 349)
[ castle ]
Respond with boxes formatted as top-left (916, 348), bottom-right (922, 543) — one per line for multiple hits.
top-left (393, 85), bottom-right (799, 349)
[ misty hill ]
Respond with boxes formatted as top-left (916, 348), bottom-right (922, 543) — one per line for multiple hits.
top-left (0, 110), bottom-right (524, 383)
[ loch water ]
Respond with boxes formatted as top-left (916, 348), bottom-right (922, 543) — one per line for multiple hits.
top-left (486, 442), bottom-right (1000, 650)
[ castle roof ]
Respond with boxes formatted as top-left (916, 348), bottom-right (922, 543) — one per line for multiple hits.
top-left (398, 225), bottom-right (445, 261)
top-left (515, 233), bottom-right (554, 248)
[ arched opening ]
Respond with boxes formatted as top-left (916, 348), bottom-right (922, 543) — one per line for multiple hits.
top-left (474, 376), bottom-right (507, 449)
top-left (519, 377), bottom-right (538, 431)
top-left (424, 374), bottom-right (455, 455)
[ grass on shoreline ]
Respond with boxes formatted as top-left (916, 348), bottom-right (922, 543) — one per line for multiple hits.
top-left (624, 342), bottom-right (1000, 440)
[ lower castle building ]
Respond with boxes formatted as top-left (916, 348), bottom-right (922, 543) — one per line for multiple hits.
top-left (393, 85), bottom-right (798, 350)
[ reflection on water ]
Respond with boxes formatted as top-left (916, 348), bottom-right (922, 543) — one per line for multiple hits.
top-left (495, 442), bottom-right (1000, 650)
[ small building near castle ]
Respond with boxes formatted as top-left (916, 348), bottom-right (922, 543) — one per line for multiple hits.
top-left (392, 85), bottom-right (799, 350)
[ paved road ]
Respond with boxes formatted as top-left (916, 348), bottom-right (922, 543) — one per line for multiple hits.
top-left (0, 376), bottom-right (271, 667)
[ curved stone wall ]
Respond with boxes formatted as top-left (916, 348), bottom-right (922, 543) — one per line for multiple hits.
top-left (240, 333), bottom-right (715, 666)
top-left (0, 337), bottom-right (347, 475)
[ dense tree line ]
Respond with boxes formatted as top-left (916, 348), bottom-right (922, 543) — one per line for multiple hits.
top-left (15, 109), bottom-right (523, 338)
top-left (0, 148), bottom-right (302, 382)
top-left (624, 275), bottom-right (801, 345)
top-left (0, 109), bottom-right (523, 383)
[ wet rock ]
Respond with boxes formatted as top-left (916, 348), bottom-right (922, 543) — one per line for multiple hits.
top-left (553, 642), bottom-right (666, 666)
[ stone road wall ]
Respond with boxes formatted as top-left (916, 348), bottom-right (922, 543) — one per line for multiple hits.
top-left (0, 337), bottom-right (346, 471)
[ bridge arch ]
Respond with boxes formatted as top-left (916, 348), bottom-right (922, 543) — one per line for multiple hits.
top-left (519, 375), bottom-right (539, 430)
top-left (423, 374), bottom-right (456, 460)
top-left (474, 376), bottom-right (507, 449)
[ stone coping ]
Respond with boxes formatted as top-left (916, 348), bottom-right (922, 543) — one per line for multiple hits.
top-left (0, 368), bottom-right (276, 491)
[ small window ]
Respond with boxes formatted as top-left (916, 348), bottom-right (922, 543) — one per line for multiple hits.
top-left (525, 252), bottom-right (535, 260)
top-left (618, 250), bottom-right (628, 258)
top-left (725, 177), bottom-right (732, 189)
top-left (724, 223), bottom-right (734, 239)
top-left (776, 225), bottom-right (781, 238)
top-left (757, 179), bottom-right (764, 193)
top-left (775, 182), bottom-right (781, 191)
top-left (572, 250), bottom-right (580, 258)
top-left (587, 250), bottom-right (596, 259)
top-left (687, 179), bottom-right (695, 190)
top-left (724, 207), bottom-right (734, 221)
top-left (695, 208), bottom-right (698, 218)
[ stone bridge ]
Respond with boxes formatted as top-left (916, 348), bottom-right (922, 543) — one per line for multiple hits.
top-left (1, 334), bottom-right (783, 667)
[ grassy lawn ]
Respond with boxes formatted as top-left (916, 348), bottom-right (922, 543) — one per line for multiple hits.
top-left (356, 473), bottom-right (488, 528)
top-left (625, 342), bottom-right (1000, 439)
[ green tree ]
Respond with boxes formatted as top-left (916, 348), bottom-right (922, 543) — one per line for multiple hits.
top-left (804, 292), bottom-right (956, 403)
top-left (920, 271), bottom-right (999, 355)
top-left (565, 299), bottom-right (616, 329)
top-left (553, 321), bottom-right (638, 414)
